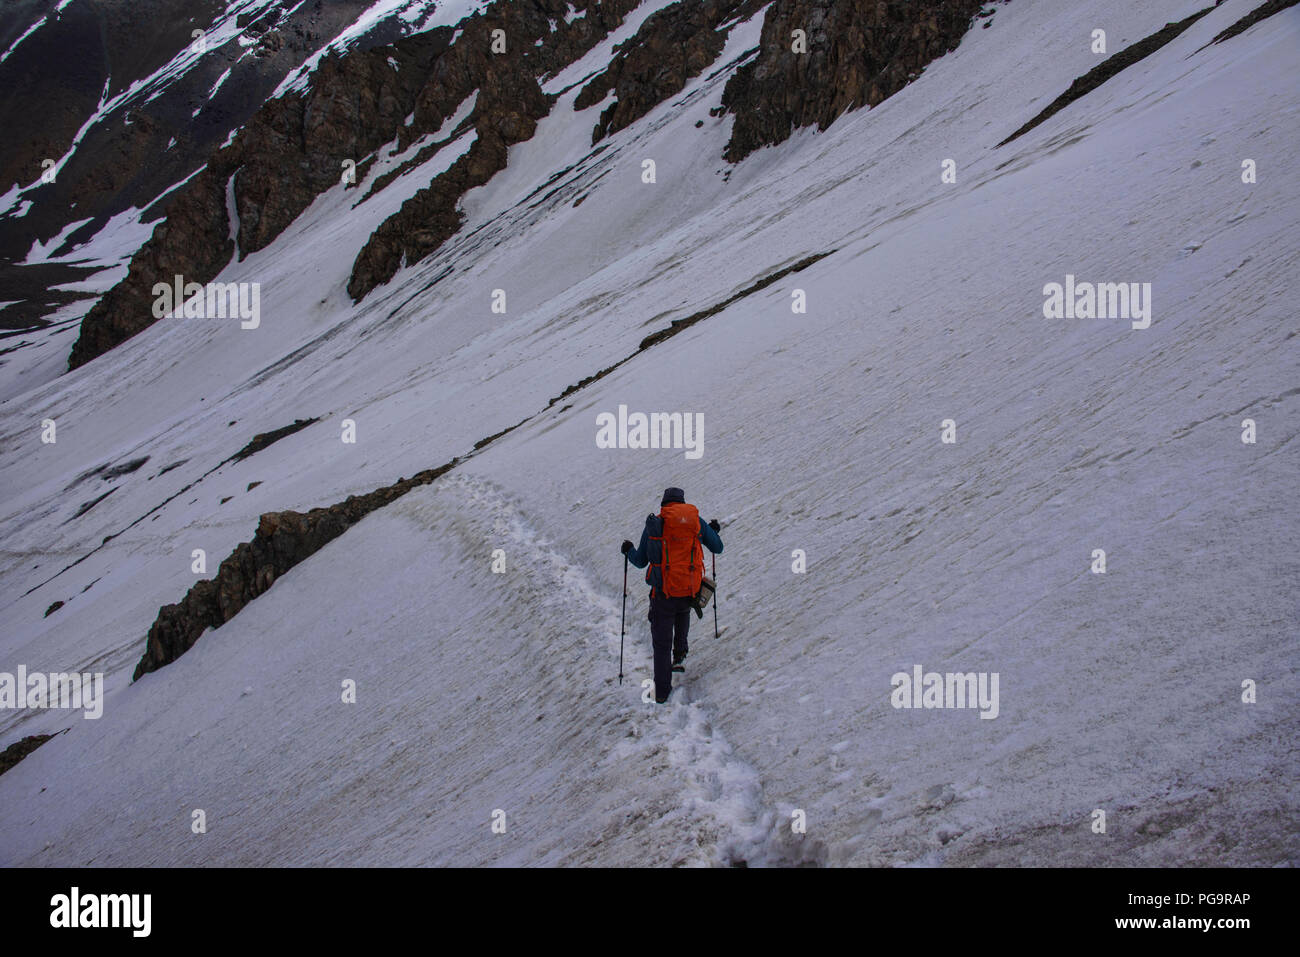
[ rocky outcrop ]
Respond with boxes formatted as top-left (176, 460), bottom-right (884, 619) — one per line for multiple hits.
top-left (68, 0), bottom-right (644, 366)
top-left (133, 459), bottom-right (460, 680)
top-left (721, 0), bottom-right (986, 162)
top-left (0, 731), bottom-right (63, 777)
top-left (574, 0), bottom-right (768, 144)
top-left (234, 33), bottom-right (459, 256)
top-left (231, 418), bottom-right (319, 461)
top-left (999, 7), bottom-right (1215, 148)
top-left (65, 0), bottom-right (996, 361)
top-left (346, 0), bottom-right (646, 300)
top-left (67, 165), bottom-right (238, 368)
top-left (68, 27), bottom-right (455, 369)
top-left (0, 0), bottom-right (392, 265)
top-left (346, 69), bottom-right (552, 300)
top-left (1206, 0), bottom-right (1298, 47)
top-left (131, 240), bottom-right (835, 680)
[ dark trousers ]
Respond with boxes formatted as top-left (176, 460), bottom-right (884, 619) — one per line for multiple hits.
top-left (648, 593), bottom-right (692, 700)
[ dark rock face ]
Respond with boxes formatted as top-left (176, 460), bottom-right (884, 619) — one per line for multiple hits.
top-left (346, 68), bottom-right (552, 300)
top-left (0, 0), bottom-right (393, 265)
top-left (999, 7), bottom-right (1215, 148)
top-left (68, 0), bottom-right (644, 366)
top-left (0, 732), bottom-right (60, 777)
top-left (346, 0), bottom-right (644, 301)
top-left (230, 418), bottom-right (319, 462)
top-left (1208, 0), bottom-right (1299, 46)
top-left (67, 163), bottom-right (237, 369)
top-left (133, 459), bottom-right (459, 680)
top-left (574, 0), bottom-right (768, 145)
top-left (100, 456), bottom-right (150, 480)
top-left (721, 0), bottom-right (985, 162)
top-left (233, 32), bottom-right (457, 257)
top-left (0, 261), bottom-right (100, 331)
top-left (68, 28), bottom-right (455, 369)
top-left (67, 0), bottom-right (991, 363)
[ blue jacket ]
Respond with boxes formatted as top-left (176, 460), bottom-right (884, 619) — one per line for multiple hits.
top-left (627, 511), bottom-right (722, 596)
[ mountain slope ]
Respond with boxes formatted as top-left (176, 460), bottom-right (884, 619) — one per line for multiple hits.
top-left (0, 0), bottom-right (1295, 866)
top-left (0, 0), bottom-right (490, 333)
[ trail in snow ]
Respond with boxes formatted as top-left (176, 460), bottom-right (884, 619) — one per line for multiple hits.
top-left (0, 467), bottom-right (823, 867)
top-left (1, 0), bottom-right (1294, 867)
top-left (442, 473), bottom-right (825, 866)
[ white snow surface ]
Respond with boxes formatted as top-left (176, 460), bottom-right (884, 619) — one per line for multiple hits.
top-left (0, 0), bottom-right (1296, 866)
top-left (22, 206), bottom-right (154, 268)
top-left (0, 16), bottom-right (48, 65)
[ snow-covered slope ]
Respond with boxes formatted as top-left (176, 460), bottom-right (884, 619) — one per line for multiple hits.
top-left (0, 0), bottom-right (1296, 866)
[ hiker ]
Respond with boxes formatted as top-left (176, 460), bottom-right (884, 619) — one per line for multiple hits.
top-left (621, 487), bottom-right (723, 704)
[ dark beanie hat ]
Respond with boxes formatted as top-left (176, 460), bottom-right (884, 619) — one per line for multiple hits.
top-left (661, 487), bottom-right (685, 505)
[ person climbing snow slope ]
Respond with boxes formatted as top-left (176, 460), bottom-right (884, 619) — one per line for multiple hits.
top-left (621, 487), bottom-right (723, 703)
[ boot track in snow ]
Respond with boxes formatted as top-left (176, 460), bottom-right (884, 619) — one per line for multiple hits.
top-left (435, 473), bottom-right (827, 867)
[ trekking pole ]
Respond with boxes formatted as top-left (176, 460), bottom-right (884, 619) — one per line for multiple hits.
top-left (619, 554), bottom-right (628, 684)
top-left (712, 552), bottom-right (719, 639)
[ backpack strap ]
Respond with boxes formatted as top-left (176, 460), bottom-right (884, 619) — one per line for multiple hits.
top-left (657, 510), bottom-right (668, 597)
top-left (647, 513), bottom-right (663, 598)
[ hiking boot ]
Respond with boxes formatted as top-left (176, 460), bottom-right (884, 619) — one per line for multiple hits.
top-left (655, 687), bottom-right (674, 704)
top-left (672, 648), bottom-right (688, 667)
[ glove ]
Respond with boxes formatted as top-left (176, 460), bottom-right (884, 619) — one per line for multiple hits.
top-left (708, 519), bottom-right (721, 532)
top-left (621, 540), bottom-right (633, 555)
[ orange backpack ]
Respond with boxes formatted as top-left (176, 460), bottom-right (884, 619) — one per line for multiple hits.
top-left (652, 502), bottom-right (704, 598)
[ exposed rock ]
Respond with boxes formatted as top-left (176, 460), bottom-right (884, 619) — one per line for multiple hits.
top-left (230, 417), bottom-right (319, 462)
top-left (65, 456), bottom-right (148, 490)
top-left (67, 26), bottom-right (456, 370)
top-left (346, 0), bottom-right (646, 300)
top-left (999, 7), bottom-right (1215, 148)
top-left (68, 0), bottom-right (644, 366)
top-left (0, 731), bottom-right (63, 777)
top-left (721, 0), bottom-right (986, 162)
top-left (63, 0), bottom-right (990, 357)
top-left (44, 601), bottom-right (64, 617)
top-left (575, 0), bottom-right (768, 145)
top-left (0, 0), bottom-right (395, 267)
top-left (100, 456), bottom-right (150, 480)
top-left (133, 459), bottom-right (460, 680)
top-left (0, 262), bottom-right (100, 332)
top-left (68, 163), bottom-right (238, 368)
top-left (69, 488), bottom-right (117, 521)
top-left (347, 69), bottom-right (552, 300)
top-left (1205, 0), bottom-right (1298, 47)
top-left (258, 29), bottom-right (285, 55)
